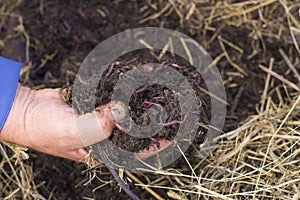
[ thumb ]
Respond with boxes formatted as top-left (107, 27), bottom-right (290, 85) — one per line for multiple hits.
top-left (75, 101), bottom-right (127, 146)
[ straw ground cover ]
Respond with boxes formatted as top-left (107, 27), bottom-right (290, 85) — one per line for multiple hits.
top-left (1, 0), bottom-right (300, 199)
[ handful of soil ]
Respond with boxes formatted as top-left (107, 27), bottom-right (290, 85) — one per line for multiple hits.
top-left (61, 58), bottom-right (208, 154)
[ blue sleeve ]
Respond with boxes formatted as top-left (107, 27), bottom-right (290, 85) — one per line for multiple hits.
top-left (0, 56), bottom-right (22, 131)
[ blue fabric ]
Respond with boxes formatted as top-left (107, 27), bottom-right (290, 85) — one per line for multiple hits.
top-left (0, 56), bottom-right (22, 131)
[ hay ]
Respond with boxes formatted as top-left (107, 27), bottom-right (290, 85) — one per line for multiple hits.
top-left (0, 142), bottom-right (46, 199)
top-left (130, 0), bottom-right (300, 199)
top-left (129, 77), bottom-right (299, 199)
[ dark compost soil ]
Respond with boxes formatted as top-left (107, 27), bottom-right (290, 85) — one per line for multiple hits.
top-left (60, 55), bottom-right (208, 153)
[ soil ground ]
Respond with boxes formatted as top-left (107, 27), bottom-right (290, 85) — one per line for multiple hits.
top-left (1, 0), bottom-right (299, 199)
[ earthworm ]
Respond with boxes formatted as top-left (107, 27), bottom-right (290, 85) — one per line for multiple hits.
top-left (155, 62), bottom-right (166, 71)
top-left (105, 62), bottom-right (116, 79)
top-left (135, 80), bottom-right (158, 93)
top-left (149, 137), bottom-right (158, 143)
top-left (77, 9), bottom-right (88, 21)
top-left (162, 110), bottom-right (189, 126)
top-left (119, 65), bottom-right (131, 72)
top-left (141, 99), bottom-right (160, 109)
top-left (171, 63), bottom-right (182, 69)
top-left (150, 137), bottom-right (160, 147)
top-left (125, 58), bottom-right (137, 65)
top-left (192, 73), bottom-right (199, 79)
top-left (98, 146), bottom-right (141, 200)
top-left (162, 120), bottom-right (182, 126)
top-left (153, 96), bottom-right (164, 101)
top-left (105, 61), bottom-right (122, 79)
top-left (62, 20), bottom-right (71, 34)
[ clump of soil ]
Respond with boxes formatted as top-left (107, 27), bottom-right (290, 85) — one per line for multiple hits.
top-left (61, 56), bottom-right (208, 153)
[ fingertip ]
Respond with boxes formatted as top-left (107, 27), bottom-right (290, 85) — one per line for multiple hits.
top-left (74, 101), bottom-right (127, 148)
top-left (110, 101), bottom-right (128, 123)
top-left (75, 101), bottom-right (123, 147)
top-left (75, 111), bottom-right (113, 147)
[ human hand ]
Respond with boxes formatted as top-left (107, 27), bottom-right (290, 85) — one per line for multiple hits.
top-left (0, 85), bottom-right (171, 162)
top-left (0, 85), bottom-right (116, 161)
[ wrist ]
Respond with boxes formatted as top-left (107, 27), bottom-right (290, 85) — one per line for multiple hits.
top-left (0, 85), bottom-right (35, 145)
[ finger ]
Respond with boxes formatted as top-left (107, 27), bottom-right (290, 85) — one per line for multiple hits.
top-left (75, 101), bottom-right (126, 146)
top-left (70, 147), bottom-right (89, 162)
top-left (75, 111), bottom-right (113, 146)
